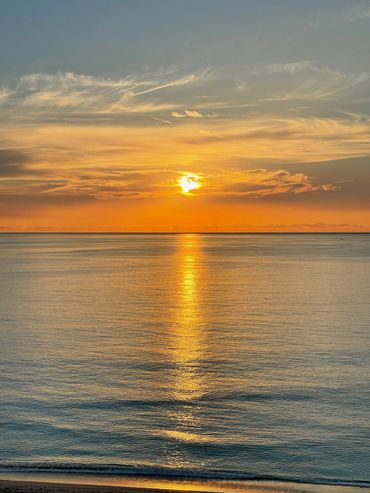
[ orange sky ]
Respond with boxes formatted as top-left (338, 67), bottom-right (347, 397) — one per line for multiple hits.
top-left (1, 120), bottom-right (369, 232)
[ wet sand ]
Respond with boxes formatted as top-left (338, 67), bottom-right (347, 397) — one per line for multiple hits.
top-left (0, 478), bottom-right (369, 493)
top-left (0, 480), bottom-right (198, 493)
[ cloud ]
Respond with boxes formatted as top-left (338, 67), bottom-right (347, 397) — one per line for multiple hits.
top-left (215, 168), bottom-right (337, 199)
top-left (262, 222), bottom-right (362, 230)
top-left (181, 117), bottom-right (370, 158)
top-left (46, 168), bottom-right (177, 200)
top-left (183, 127), bottom-right (299, 144)
top-left (0, 192), bottom-right (95, 217)
top-left (153, 116), bottom-right (173, 125)
top-left (234, 79), bottom-right (248, 92)
top-left (0, 149), bottom-right (34, 177)
top-left (264, 61), bottom-right (319, 75)
top-left (0, 144), bottom-right (336, 207)
top-left (299, 3), bottom-right (370, 32)
top-left (337, 3), bottom-right (370, 23)
top-left (134, 69), bottom-right (210, 95)
top-left (171, 110), bottom-right (203, 118)
top-left (0, 152), bottom-right (338, 205)
top-left (0, 88), bottom-right (12, 104)
top-left (184, 110), bottom-right (203, 118)
top-left (0, 162), bottom-right (179, 206)
top-left (2, 62), bottom-right (370, 127)
top-left (0, 106), bottom-right (368, 223)
top-left (0, 69), bottom-right (211, 120)
top-left (252, 61), bottom-right (369, 102)
top-left (254, 60), bottom-right (344, 78)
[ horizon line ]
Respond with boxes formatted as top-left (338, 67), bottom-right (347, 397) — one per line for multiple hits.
top-left (0, 232), bottom-right (369, 235)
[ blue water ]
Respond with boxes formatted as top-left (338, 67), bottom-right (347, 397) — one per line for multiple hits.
top-left (0, 234), bottom-right (369, 487)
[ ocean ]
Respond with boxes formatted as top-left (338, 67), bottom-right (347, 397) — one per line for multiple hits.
top-left (0, 234), bottom-right (369, 488)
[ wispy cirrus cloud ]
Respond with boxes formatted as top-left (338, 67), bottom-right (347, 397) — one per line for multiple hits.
top-left (1, 63), bottom-right (370, 125)
top-left (254, 61), bottom-right (369, 102)
top-left (181, 116), bottom-right (370, 160)
top-left (262, 60), bottom-right (341, 76)
top-left (0, 68), bottom-right (212, 120)
top-left (336, 2), bottom-right (370, 23)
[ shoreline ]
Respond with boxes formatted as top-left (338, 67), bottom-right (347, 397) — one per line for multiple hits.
top-left (0, 475), bottom-right (370, 493)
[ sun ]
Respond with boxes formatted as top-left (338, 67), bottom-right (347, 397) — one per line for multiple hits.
top-left (178, 174), bottom-right (201, 194)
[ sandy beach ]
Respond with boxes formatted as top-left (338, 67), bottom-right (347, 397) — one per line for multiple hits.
top-left (1, 478), bottom-right (370, 493)
top-left (0, 480), bottom-right (220, 493)
top-left (0, 480), bottom-right (161, 493)
top-left (0, 481), bottom-right (180, 493)
top-left (0, 480), bottom-right (218, 493)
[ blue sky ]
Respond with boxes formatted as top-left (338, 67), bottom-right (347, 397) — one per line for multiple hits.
top-left (1, 0), bottom-right (370, 80)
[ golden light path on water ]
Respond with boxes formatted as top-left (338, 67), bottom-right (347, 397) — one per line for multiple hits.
top-left (172, 234), bottom-right (205, 401)
top-left (165, 234), bottom-right (210, 461)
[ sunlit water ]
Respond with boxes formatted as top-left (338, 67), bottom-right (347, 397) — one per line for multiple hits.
top-left (0, 234), bottom-right (369, 487)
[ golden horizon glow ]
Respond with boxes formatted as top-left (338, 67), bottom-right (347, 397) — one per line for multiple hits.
top-left (1, 120), bottom-right (368, 232)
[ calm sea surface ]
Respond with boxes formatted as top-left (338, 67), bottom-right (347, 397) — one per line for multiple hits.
top-left (0, 234), bottom-right (369, 486)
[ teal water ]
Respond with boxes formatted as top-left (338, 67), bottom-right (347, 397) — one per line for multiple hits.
top-left (0, 234), bottom-right (369, 486)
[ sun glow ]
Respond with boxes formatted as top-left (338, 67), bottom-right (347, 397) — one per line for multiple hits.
top-left (179, 174), bottom-right (201, 194)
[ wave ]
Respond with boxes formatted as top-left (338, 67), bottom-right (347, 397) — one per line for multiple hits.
top-left (0, 462), bottom-right (369, 489)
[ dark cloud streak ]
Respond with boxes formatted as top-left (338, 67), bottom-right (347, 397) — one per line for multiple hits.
top-left (0, 149), bottom-right (34, 177)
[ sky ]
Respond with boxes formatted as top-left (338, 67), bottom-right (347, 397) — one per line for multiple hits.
top-left (1, 0), bottom-right (370, 232)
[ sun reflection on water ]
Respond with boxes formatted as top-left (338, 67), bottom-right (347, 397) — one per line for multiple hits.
top-left (165, 234), bottom-right (210, 457)
top-left (171, 234), bottom-right (206, 402)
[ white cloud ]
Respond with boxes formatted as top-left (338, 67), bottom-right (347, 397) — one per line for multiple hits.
top-left (184, 110), bottom-right (203, 118)
top-left (235, 79), bottom-right (248, 91)
top-left (259, 61), bottom-right (343, 78)
top-left (0, 69), bottom-right (211, 118)
top-left (0, 88), bottom-right (12, 104)
top-left (134, 68), bottom-right (211, 96)
top-left (171, 109), bottom-right (203, 119)
top-left (255, 61), bottom-right (369, 102)
top-left (337, 4), bottom-right (370, 23)
top-left (265, 61), bottom-right (317, 75)
top-left (153, 116), bottom-right (173, 125)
